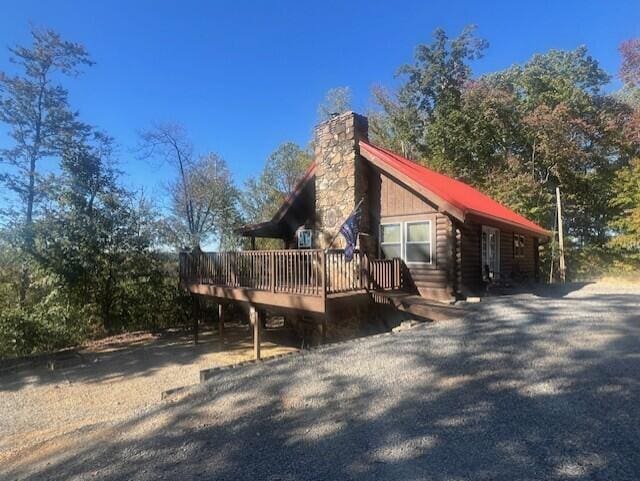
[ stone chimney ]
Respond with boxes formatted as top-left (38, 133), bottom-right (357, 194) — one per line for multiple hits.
top-left (313, 111), bottom-right (371, 252)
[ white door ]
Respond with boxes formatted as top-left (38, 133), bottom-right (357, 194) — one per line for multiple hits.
top-left (481, 226), bottom-right (500, 280)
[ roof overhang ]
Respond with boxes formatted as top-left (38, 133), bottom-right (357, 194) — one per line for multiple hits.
top-left (237, 163), bottom-right (317, 239)
top-left (238, 220), bottom-right (284, 238)
top-left (466, 212), bottom-right (552, 241)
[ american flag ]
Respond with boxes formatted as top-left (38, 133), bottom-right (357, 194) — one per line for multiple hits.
top-left (339, 203), bottom-right (362, 262)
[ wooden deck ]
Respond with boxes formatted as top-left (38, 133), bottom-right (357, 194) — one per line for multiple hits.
top-left (180, 249), bottom-right (404, 316)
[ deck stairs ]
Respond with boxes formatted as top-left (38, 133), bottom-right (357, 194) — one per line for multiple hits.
top-left (374, 290), bottom-right (465, 322)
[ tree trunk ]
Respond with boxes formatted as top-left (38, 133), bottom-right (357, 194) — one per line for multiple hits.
top-left (18, 154), bottom-right (38, 306)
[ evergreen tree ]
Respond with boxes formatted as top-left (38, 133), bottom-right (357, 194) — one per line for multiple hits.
top-left (0, 28), bottom-right (93, 303)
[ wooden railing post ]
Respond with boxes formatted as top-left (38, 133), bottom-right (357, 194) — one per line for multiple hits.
top-left (391, 259), bottom-right (395, 290)
top-left (270, 251), bottom-right (275, 292)
top-left (320, 250), bottom-right (327, 300)
top-left (363, 252), bottom-right (371, 290)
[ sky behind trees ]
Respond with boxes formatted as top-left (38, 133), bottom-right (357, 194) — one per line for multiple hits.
top-left (0, 0), bottom-right (638, 198)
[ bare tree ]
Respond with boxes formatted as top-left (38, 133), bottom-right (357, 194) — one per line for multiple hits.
top-left (139, 123), bottom-right (240, 249)
top-left (317, 86), bottom-right (352, 121)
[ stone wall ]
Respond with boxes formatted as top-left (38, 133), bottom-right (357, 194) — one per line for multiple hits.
top-left (313, 112), bottom-right (373, 254)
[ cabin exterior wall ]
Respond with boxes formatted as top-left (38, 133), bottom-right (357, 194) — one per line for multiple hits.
top-left (367, 169), bottom-right (455, 299)
top-left (459, 218), bottom-right (541, 293)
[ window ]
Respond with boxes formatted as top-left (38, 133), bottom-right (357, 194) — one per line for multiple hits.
top-left (380, 223), bottom-right (401, 259)
top-left (297, 229), bottom-right (312, 249)
top-left (405, 221), bottom-right (432, 264)
top-left (514, 234), bottom-right (525, 258)
top-left (379, 220), bottom-right (432, 264)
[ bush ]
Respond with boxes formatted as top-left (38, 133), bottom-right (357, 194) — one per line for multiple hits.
top-left (0, 304), bottom-right (92, 358)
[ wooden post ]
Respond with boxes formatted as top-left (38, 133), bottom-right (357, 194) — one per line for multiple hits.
top-left (363, 252), bottom-right (370, 290)
top-left (218, 303), bottom-right (224, 339)
top-left (270, 251), bottom-right (275, 292)
top-left (192, 295), bottom-right (199, 345)
top-left (250, 306), bottom-right (261, 360)
top-left (250, 236), bottom-right (256, 251)
top-left (556, 187), bottom-right (566, 283)
top-left (320, 250), bottom-right (327, 300)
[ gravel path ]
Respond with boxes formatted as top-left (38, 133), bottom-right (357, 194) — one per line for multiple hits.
top-left (0, 325), bottom-right (297, 462)
top-left (3, 282), bottom-right (640, 481)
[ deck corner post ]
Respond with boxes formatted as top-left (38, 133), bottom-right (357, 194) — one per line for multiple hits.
top-left (218, 303), bottom-right (224, 339)
top-left (250, 306), bottom-right (261, 360)
top-left (192, 295), bottom-right (199, 345)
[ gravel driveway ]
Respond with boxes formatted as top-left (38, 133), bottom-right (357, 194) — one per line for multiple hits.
top-left (3, 282), bottom-right (640, 481)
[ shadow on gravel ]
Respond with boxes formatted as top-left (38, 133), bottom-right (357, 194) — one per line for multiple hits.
top-left (0, 324), bottom-right (297, 393)
top-left (528, 281), bottom-right (594, 298)
top-left (4, 286), bottom-right (640, 481)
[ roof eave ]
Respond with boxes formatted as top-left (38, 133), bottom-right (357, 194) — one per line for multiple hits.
top-left (466, 210), bottom-right (552, 239)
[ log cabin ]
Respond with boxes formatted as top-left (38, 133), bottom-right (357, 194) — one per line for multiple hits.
top-left (180, 112), bottom-right (550, 353)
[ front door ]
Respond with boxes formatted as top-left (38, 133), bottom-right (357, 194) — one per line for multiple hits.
top-left (481, 226), bottom-right (500, 280)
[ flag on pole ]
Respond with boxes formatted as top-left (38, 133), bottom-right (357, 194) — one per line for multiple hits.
top-left (339, 201), bottom-right (362, 262)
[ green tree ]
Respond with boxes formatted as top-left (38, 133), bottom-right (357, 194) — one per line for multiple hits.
top-left (488, 48), bottom-right (630, 243)
top-left (610, 158), bottom-right (640, 252)
top-left (241, 142), bottom-right (312, 225)
top-left (376, 29), bottom-right (636, 247)
top-left (377, 25), bottom-right (488, 169)
top-left (0, 27), bottom-right (93, 303)
top-left (35, 134), bottom-right (182, 333)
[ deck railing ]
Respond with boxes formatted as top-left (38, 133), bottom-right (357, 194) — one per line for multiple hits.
top-left (179, 249), bottom-right (404, 297)
top-left (369, 258), bottom-right (403, 290)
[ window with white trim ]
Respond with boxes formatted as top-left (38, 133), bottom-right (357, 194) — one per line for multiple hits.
top-left (379, 220), bottom-right (433, 264)
top-left (405, 221), bottom-right (432, 264)
top-left (380, 223), bottom-right (401, 259)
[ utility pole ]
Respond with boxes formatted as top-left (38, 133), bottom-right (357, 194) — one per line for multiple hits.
top-left (556, 187), bottom-right (566, 283)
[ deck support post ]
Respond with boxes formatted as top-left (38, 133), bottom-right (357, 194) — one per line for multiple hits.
top-left (191, 295), bottom-right (199, 345)
top-left (218, 303), bottom-right (224, 339)
top-left (250, 306), bottom-right (261, 360)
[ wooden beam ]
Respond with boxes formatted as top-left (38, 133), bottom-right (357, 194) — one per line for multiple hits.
top-left (186, 284), bottom-right (326, 314)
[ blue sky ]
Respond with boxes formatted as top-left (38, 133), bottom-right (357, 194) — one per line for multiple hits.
top-left (1, 0), bottom-right (639, 202)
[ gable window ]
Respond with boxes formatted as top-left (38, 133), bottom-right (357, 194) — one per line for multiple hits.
top-left (514, 234), bottom-right (525, 258)
top-left (379, 220), bottom-right (433, 265)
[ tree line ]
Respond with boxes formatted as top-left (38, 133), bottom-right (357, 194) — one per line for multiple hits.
top-left (0, 26), bottom-right (638, 357)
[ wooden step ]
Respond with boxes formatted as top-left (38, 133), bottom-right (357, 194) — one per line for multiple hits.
top-left (395, 295), bottom-right (464, 322)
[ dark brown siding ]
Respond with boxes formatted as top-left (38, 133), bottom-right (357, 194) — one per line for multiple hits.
top-left (460, 221), bottom-right (482, 291)
top-left (460, 219), bottom-right (540, 292)
top-left (498, 228), bottom-right (537, 280)
top-left (380, 171), bottom-right (436, 216)
top-left (373, 171), bottom-right (453, 298)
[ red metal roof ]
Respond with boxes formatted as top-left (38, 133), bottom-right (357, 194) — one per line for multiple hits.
top-left (360, 141), bottom-right (551, 238)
